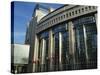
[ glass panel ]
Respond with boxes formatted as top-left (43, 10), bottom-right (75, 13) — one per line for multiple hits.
top-left (73, 16), bottom-right (97, 69)
top-left (44, 38), bottom-right (49, 71)
top-left (61, 31), bottom-right (69, 70)
top-left (75, 26), bottom-right (87, 69)
top-left (37, 39), bottom-right (42, 72)
top-left (85, 23), bottom-right (97, 68)
top-left (52, 24), bottom-right (69, 71)
top-left (54, 33), bottom-right (59, 71)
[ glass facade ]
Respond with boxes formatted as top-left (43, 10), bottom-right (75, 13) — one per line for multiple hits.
top-left (73, 15), bottom-right (97, 69)
top-left (36, 15), bottom-right (97, 72)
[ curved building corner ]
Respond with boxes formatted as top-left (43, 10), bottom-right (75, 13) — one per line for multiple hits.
top-left (25, 4), bottom-right (97, 72)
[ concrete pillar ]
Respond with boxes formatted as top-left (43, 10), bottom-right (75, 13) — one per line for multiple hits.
top-left (40, 39), bottom-right (46, 72)
top-left (32, 35), bottom-right (39, 72)
top-left (48, 30), bottom-right (54, 71)
top-left (59, 32), bottom-right (63, 70)
top-left (68, 21), bottom-right (76, 69)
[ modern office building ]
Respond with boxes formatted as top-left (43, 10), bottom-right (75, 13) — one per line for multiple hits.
top-left (25, 4), bottom-right (97, 72)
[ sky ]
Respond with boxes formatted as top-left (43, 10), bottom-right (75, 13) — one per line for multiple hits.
top-left (13, 1), bottom-right (64, 44)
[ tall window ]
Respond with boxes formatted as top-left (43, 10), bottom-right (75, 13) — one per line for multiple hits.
top-left (52, 24), bottom-right (69, 70)
top-left (73, 15), bottom-right (97, 69)
top-left (61, 30), bottom-right (69, 70)
top-left (85, 23), bottom-right (97, 68)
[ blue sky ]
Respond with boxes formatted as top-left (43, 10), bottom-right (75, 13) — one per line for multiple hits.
top-left (13, 1), bottom-right (63, 44)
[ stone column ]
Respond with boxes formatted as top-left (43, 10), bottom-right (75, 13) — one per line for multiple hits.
top-left (59, 32), bottom-right (63, 70)
top-left (48, 30), bottom-right (54, 71)
top-left (41, 39), bottom-right (46, 72)
top-left (68, 21), bottom-right (76, 69)
top-left (32, 35), bottom-right (39, 72)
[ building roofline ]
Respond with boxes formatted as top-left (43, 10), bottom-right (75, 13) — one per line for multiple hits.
top-left (39, 4), bottom-right (67, 22)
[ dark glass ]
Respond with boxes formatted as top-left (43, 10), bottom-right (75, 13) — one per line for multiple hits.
top-left (44, 37), bottom-right (49, 71)
top-left (61, 31), bottom-right (69, 70)
top-left (52, 24), bottom-right (68, 71)
top-left (54, 33), bottom-right (59, 71)
top-left (75, 26), bottom-right (87, 69)
top-left (73, 15), bottom-right (97, 69)
top-left (85, 23), bottom-right (97, 68)
top-left (37, 39), bottom-right (42, 72)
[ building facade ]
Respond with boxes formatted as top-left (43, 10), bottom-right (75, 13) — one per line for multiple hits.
top-left (25, 4), bottom-right (97, 72)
